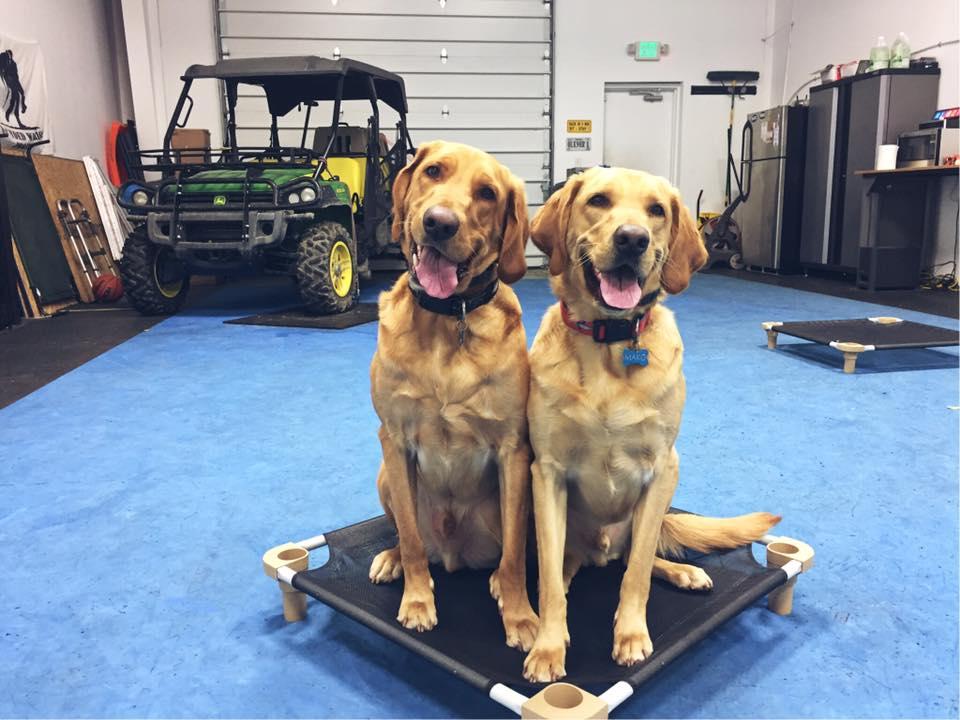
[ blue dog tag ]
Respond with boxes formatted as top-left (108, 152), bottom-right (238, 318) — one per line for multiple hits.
top-left (623, 348), bottom-right (648, 367)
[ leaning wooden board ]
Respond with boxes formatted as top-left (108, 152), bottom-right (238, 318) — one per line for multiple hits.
top-left (32, 154), bottom-right (119, 303)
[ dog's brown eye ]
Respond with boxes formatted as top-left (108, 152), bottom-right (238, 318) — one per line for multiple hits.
top-left (587, 194), bottom-right (610, 207)
top-left (477, 186), bottom-right (496, 201)
top-left (424, 164), bottom-right (441, 179)
top-left (649, 203), bottom-right (665, 217)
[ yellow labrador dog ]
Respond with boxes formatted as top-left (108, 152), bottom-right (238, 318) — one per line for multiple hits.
top-left (522, 167), bottom-right (780, 682)
top-left (368, 141), bottom-right (539, 651)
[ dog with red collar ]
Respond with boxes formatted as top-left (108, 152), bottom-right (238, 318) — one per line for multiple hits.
top-left (522, 166), bottom-right (781, 682)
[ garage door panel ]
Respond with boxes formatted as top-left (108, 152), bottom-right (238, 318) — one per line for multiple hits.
top-left (221, 0), bottom-right (550, 18)
top-left (486, 153), bottom-right (548, 180)
top-left (408, 128), bottom-right (546, 153)
top-left (232, 73), bottom-right (547, 101)
top-left (238, 127), bottom-right (544, 151)
top-left (403, 73), bottom-right (548, 98)
top-left (234, 99), bottom-right (550, 131)
top-left (407, 113), bottom-right (548, 130)
top-left (234, 99), bottom-right (403, 129)
top-left (223, 39), bottom-right (549, 74)
top-left (220, 13), bottom-right (548, 43)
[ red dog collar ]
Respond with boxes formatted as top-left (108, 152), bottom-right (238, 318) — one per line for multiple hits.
top-left (561, 302), bottom-right (652, 343)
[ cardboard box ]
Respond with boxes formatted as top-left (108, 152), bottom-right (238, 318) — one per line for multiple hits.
top-left (172, 128), bottom-right (211, 164)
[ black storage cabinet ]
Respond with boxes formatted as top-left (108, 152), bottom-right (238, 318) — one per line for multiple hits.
top-left (798, 68), bottom-right (940, 273)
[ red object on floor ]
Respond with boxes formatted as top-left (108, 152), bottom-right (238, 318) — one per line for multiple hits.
top-left (92, 274), bottom-right (123, 302)
top-left (105, 122), bottom-right (125, 186)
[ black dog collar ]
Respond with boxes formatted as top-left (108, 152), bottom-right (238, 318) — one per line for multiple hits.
top-left (408, 262), bottom-right (500, 318)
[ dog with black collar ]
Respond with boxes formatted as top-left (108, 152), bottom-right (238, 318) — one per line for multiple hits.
top-left (368, 141), bottom-right (540, 652)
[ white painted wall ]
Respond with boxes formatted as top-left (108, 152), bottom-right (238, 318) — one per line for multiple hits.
top-left (772, 0), bottom-right (958, 108)
top-left (553, 0), bottom-right (774, 213)
top-left (120, 0), bottom-right (222, 152)
top-left (772, 0), bottom-right (958, 268)
top-left (0, 0), bottom-right (124, 166)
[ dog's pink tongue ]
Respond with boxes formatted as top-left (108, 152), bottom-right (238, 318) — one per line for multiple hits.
top-left (415, 245), bottom-right (459, 299)
top-left (599, 271), bottom-right (643, 309)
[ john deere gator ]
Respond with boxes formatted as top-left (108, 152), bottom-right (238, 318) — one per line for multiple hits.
top-left (117, 56), bottom-right (414, 315)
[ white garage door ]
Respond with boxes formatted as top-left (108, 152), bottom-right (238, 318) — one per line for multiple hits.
top-left (215, 0), bottom-right (553, 258)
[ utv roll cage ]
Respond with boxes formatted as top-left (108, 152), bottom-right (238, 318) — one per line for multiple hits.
top-left (122, 56), bottom-right (414, 259)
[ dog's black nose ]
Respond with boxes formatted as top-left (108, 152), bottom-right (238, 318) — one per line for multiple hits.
top-left (613, 224), bottom-right (650, 255)
top-left (423, 205), bottom-right (460, 242)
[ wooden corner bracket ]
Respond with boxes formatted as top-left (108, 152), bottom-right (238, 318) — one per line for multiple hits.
top-left (764, 537), bottom-right (815, 615)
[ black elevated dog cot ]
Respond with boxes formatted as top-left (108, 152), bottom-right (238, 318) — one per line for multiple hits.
top-left (762, 316), bottom-right (959, 373)
top-left (263, 513), bottom-right (813, 717)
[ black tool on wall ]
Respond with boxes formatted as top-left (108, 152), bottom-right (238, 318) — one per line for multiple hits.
top-left (692, 71), bottom-right (759, 205)
top-left (691, 71), bottom-right (759, 269)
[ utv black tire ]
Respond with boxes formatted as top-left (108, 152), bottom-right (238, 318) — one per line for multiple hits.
top-left (119, 226), bottom-right (190, 315)
top-left (296, 220), bottom-right (358, 314)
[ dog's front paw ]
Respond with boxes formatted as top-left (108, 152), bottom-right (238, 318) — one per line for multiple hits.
top-left (612, 622), bottom-right (653, 666)
top-left (369, 547), bottom-right (403, 584)
top-left (523, 640), bottom-right (567, 683)
top-left (397, 591), bottom-right (437, 632)
top-left (502, 604), bottom-right (540, 652)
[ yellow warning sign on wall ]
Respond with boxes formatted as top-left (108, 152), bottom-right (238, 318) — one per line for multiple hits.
top-left (566, 119), bottom-right (592, 134)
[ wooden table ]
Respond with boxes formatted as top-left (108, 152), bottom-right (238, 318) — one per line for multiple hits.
top-left (855, 165), bottom-right (958, 291)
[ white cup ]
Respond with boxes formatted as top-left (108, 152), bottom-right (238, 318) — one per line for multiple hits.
top-left (876, 144), bottom-right (899, 170)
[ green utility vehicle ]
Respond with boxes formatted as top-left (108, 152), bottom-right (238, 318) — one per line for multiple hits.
top-left (117, 56), bottom-right (413, 314)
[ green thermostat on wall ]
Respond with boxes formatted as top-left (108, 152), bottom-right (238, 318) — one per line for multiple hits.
top-left (633, 41), bottom-right (662, 61)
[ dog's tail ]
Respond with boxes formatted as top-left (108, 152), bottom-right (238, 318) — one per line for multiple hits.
top-left (658, 512), bottom-right (781, 558)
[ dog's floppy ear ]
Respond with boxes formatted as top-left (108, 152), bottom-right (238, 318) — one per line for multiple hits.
top-left (530, 175), bottom-right (583, 276)
top-left (662, 191), bottom-right (708, 294)
top-left (391, 142), bottom-right (436, 246)
top-left (498, 172), bottom-right (529, 283)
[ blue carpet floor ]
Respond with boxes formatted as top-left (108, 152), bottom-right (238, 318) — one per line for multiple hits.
top-left (1, 274), bottom-right (957, 718)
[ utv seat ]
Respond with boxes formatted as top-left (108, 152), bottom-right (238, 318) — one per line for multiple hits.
top-left (312, 126), bottom-right (389, 204)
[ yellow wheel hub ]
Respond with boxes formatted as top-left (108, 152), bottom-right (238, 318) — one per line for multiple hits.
top-left (329, 240), bottom-right (353, 298)
top-left (154, 250), bottom-right (184, 299)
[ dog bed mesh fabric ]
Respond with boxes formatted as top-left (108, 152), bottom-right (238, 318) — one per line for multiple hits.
top-left (290, 514), bottom-right (787, 692)
top-left (774, 319), bottom-right (958, 350)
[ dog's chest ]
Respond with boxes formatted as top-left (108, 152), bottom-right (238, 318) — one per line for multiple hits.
top-left (373, 345), bottom-right (517, 493)
top-left (382, 353), bottom-right (506, 436)
top-left (567, 394), bottom-right (668, 520)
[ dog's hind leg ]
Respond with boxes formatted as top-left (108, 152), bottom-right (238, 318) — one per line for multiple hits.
top-left (562, 554), bottom-right (582, 594)
top-left (652, 557), bottom-right (712, 591)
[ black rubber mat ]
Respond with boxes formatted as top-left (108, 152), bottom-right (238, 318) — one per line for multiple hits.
top-left (291, 514), bottom-right (787, 693)
top-left (775, 318), bottom-right (959, 350)
top-left (224, 302), bottom-right (378, 329)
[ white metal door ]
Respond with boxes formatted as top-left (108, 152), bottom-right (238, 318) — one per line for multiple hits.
top-left (216, 0), bottom-right (553, 258)
top-left (603, 83), bottom-right (680, 183)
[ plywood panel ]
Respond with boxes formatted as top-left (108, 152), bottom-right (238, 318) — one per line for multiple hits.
top-left (32, 154), bottom-right (119, 302)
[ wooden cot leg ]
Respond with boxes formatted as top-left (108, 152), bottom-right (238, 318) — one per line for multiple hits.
top-left (765, 538), bottom-right (815, 616)
top-left (761, 322), bottom-right (783, 350)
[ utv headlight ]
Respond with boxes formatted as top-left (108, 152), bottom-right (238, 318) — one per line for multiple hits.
top-left (287, 192), bottom-right (301, 204)
top-left (132, 190), bottom-right (150, 206)
top-left (300, 186), bottom-right (317, 203)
